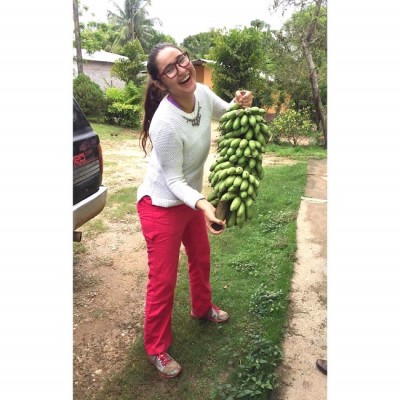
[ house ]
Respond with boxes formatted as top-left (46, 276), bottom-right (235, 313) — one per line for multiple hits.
top-left (73, 49), bottom-right (128, 90)
top-left (191, 58), bottom-right (215, 89)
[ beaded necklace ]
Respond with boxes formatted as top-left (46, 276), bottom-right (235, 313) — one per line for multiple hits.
top-left (167, 95), bottom-right (202, 126)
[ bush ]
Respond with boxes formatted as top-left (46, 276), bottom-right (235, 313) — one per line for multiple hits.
top-left (104, 102), bottom-right (142, 127)
top-left (104, 87), bottom-right (126, 103)
top-left (269, 108), bottom-right (317, 146)
top-left (104, 82), bottom-right (144, 128)
top-left (73, 74), bottom-right (107, 118)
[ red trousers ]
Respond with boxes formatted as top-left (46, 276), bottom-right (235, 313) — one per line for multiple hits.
top-left (137, 196), bottom-right (212, 355)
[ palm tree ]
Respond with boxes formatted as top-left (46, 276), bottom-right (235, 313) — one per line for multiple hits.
top-left (107, 0), bottom-right (161, 53)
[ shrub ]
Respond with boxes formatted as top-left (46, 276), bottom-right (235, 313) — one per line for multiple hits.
top-left (269, 108), bottom-right (317, 146)
top-left (73, 74), bottom-right (107, 118)
top-left (214, 334), bottom-right (283, 399)
top-left (104, 87), bottom-right (126, 103)
top-left (249, 283), bottom-right (284, 317)
top-left (104, 102), bottom-right (142, 127)
top-left (104, 82), bottom-right (144, 128)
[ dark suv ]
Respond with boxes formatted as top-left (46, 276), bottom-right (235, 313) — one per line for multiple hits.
top-left (73, 98), bottom-right (107, 241)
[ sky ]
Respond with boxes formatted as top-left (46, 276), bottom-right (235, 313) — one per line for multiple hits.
top-left (80, 0), bottom-right (294, 43)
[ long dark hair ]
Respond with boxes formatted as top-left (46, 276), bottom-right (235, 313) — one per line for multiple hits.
top-left (140, 43), bottom-right (183, 154)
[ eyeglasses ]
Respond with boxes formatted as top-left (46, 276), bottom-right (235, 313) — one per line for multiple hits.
top-left (159, 52), bottom-right (191, 79)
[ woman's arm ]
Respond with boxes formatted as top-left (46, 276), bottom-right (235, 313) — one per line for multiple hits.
top-left (195, 198), bottom-right (225, 235)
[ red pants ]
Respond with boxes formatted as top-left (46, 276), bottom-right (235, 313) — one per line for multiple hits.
top-left (137, 196), bottom-right (212, 355)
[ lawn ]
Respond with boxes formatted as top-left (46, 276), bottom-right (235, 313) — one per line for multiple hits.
top-left (80, 122), bottom-right (326, 399)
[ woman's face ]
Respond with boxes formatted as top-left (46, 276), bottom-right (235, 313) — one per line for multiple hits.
top-left (156, 47), bottom-right (197, 97)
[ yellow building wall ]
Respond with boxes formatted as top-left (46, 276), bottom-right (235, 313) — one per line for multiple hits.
top-left (203, 66), bottom-right (213, 90)
top-left (194, 65), bottom-right (213, 90)
top-left (194, 65), bottom-right (204, 85)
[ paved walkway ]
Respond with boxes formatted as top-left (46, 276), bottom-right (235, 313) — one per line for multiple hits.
top-left (271, 159), bottom-right (327, 399)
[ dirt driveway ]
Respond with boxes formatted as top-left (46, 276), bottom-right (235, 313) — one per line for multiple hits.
top-left (73, 123), bottom-right (327, 399)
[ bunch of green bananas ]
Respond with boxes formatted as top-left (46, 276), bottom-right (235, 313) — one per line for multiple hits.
top-left (207, 103), bottom-right (270, 229)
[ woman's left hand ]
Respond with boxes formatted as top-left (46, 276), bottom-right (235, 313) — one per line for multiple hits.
top-left (195, 199), bottom-right (225, 235)
top-left (235, 90), bottom-right (253, 108)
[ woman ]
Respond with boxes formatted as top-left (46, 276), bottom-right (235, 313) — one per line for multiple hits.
top-left (136, 43), bottom-right (253, 379)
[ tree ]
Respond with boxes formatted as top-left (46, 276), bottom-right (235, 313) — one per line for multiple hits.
top-left (209, 27), bottom-right (272, 107)
top-left (181, 31), bottom-right (220, 59)
top-left (111, 39), bottom-right (147, 86)
top-left (271, 0), bottom-right (327, 147)
top-left (73, 0), bottom-right (83, 74)
top-left (141, 31), bottom-right (177, 55)
top-left (107, 0), bottom-right (160, 53)
top-left (268, 7), bottom-right (326, 115)
top-left (251, 19), bottom-right (270, 30)
top-left (80, 21), bottom-right (120, 54)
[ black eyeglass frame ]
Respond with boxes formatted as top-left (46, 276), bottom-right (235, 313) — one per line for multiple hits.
top-left (159, 52), bottom-right (191, 79)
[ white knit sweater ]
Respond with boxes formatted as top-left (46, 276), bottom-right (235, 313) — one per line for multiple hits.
top-left (137, 83), bottom-right (230, 209)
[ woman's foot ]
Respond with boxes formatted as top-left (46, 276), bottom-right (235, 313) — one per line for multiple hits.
top-left (148, 352), bottom-right (182, 379)
top-left (191, 304), bottom-right (229, 323)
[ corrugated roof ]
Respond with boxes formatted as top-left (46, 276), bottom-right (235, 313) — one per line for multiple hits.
top-left (191, 58), bottom-right (215, 65)
top-left (73, 48), bottom-right (128, 63)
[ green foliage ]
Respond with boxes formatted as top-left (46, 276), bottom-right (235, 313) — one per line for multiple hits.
top-left (215, 334), bottom-right (283, 399)
top-left (104, 87), bottom-right (125, 103)
top-left (92, 158), bottom-right (311, 400)
top-left (104, 186), bottom-right (137, 220)
top-left (142, 31), bottom-right (177, 54)
top-left (249, 283), bottom-right (285, 317)
top-left (268, 4), bottom-right (327, 119)
top-left (107, 0), bottom-right (160, 53)
top-left (209, 27), bottom-right (273, 107)
top-left (229, 259), bottom-right (260, 277)
top-left (250, 19), bottom-right (270, 31)
top-left (111, 39), bottom-right (147, 86)
top-left (105, 102), bottom-right (142, 127)
top-left (259, 210), bottom-right (298, 233)
top-left (83, 218), bottom-right (108, 238)
top-left (104, 82), bottom-right (144, 127)
top-left (91, 123), bottom-right (131, 140)
top-left (265, 142), bottom-right (327, 160)
top-left (80, 21), bottom-right (119, 54)
top-left (269, 108), bottom-right (316, 146)
top-left (182, 30), bottom-right (220, 59)
top-left (73, 242), bottom-right (86, 265)
top-left (73, 73), bottom-right (107, 118)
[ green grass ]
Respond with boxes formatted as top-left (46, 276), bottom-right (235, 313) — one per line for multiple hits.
top-left (91, 122), bottom-right (140, 141)
top-left (96, 162), bottom-right (309, 400)
top-left (83, 217), bottom-right (108, 238)
top-left (73, 242), bottom-right (86, 265)
top-left (266, 142), bottom-right (327, 161)
top-left (104, 186), bottom-right (138, 220)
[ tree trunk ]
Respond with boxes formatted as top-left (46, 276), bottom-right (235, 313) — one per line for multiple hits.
top-left (301, 39), bottom-right (327, 147)
top-left (73, 0), bottom-right (83, 75)
top-left (301, 0), bottom-right (327, 148)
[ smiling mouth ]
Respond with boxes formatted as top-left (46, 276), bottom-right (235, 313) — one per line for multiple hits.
top-left (179, 75), bottom-right (191, 84)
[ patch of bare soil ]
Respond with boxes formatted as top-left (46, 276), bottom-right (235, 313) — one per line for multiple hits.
top-left (73, 122), bottom-right (306, 399)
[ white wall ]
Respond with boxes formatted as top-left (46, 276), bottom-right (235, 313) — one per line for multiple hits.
top-left (73, 60), bottom-right (125, 90)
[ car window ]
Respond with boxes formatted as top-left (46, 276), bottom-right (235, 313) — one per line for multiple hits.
top-left (73, 100), bottom-right (92, 136)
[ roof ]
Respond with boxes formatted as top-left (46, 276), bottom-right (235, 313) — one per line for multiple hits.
top-left (73, 48), bottom-right (128, 63)
top-left (191, 58), bottom-right (215, 66)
